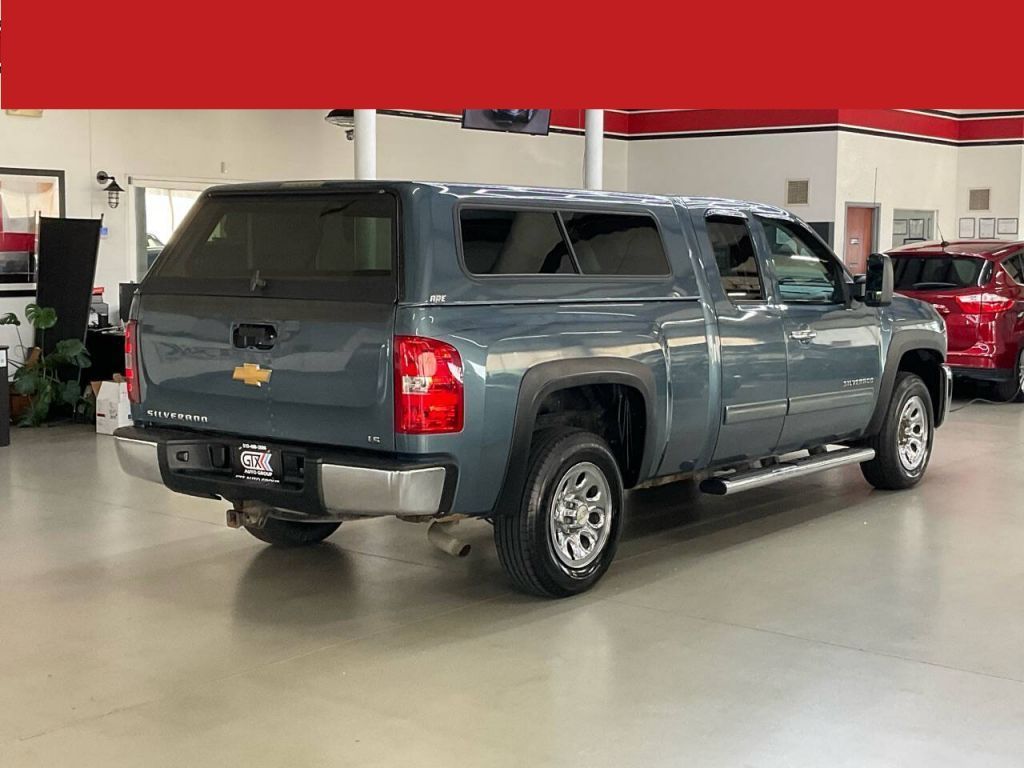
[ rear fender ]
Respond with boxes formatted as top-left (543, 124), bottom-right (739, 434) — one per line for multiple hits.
top-left (491, 358), bottom-right (658, 517)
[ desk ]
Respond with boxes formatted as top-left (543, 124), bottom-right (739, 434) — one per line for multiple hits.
top-left (85, 328), bottom-right (125, 382)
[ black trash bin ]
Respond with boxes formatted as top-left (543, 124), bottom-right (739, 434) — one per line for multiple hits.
top-left (0, 345), bottom-right (9, 447)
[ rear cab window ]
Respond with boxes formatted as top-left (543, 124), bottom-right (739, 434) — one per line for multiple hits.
top-left (459, 207), bottom-right (670, 277)
top-left (145, 191), bottom-right (398, 301)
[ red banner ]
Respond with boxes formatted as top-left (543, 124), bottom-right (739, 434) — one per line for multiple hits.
top-left (2, 0), bottom-right (1023, 107)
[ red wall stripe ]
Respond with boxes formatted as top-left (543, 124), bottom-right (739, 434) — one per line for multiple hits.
top-left (394, 109), bottom-right (1024, 143)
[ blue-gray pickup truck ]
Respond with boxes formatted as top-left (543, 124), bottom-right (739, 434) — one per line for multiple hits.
top-left (114, 181), bottom-right (951, 597)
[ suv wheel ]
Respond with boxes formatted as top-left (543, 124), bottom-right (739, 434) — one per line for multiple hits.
top-left (244, 517), bottom-right (341, 547)
top-left (494, 428), bottom-right (623, 598)
top-left (992, 349), bottom-right (1024, 402)
top-left (860, 372), bottom-right (934, 490)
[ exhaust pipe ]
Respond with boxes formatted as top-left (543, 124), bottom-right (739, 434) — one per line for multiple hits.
top-left (427, 520), bottom-right (471, 558)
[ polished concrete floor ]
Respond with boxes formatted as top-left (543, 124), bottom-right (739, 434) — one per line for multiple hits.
top-left (1, 399), bottom-right (1023, 766)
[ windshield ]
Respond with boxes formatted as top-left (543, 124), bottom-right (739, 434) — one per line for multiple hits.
top-left (892, 255), bottom-right (986, 290)
top-left (146, 192), bottom-right (397, 301)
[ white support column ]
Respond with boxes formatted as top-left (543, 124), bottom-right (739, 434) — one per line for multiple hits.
top-left (584, 109), bottom-right (604, 191)
top-left (354, 109), bottom-right (377, 180)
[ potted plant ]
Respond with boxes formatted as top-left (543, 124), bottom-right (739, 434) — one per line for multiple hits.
top-left (0, 304), bottom-right (91, 426)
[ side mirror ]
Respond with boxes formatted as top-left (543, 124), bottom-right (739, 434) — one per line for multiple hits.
top-left (863, 253), bottom-right (893, 307)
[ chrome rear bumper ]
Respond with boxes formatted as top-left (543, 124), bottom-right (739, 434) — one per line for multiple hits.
top-left (113, 430), bottom-right (448, 518)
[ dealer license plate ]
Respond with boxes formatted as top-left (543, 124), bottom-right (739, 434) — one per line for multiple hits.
top-left (233, 442), bottom-right (282, 484)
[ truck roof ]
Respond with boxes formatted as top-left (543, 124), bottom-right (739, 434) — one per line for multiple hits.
top-left (202, 180), bottom-right (791, 217)
top-left (889, 240), bottom-right (1024, 260)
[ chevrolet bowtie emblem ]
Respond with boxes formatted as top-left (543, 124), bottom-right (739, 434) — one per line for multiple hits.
top-left (232, 363), bottom-right (272, 387)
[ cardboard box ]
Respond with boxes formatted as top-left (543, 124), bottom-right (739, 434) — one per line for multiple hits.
top-left (95, 376), bottom-right (132, 435)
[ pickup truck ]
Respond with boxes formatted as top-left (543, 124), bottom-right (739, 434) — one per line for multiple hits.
top-left (114, 181), bottom-right (951, 597)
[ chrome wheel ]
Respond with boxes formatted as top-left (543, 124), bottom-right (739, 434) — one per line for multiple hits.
top-left (548, 461), bottom-right (613, 569)
top-left (896, 394), bottom-right (929, 472)
top-left (1017, 352), bottom-right (1024, 396)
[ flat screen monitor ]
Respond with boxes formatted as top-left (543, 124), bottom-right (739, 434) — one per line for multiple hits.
top-left (462, 110), bottom-right (551, 136)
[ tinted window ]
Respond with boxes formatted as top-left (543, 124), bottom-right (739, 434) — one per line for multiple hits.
top-left (1002, 254), bottom-right (1024, 284)
top-left (460, 209), bottom-right (574, 275)
top-left (152, 194), bottom-right (394, 280)
top-left (892, 256), bottom-right (986, 290)
top-left (562, 212), bottom-right (669, 276)
top-left (760, 217), bottom-right (844, 304)
top-left (705, 216), bottom-right (763, 300)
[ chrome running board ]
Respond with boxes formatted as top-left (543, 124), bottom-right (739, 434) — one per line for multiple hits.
top-left (699, 447), bottom-right (875, 496)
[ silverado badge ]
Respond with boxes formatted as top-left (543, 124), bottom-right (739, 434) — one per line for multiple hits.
top-left (232, 363), bottom-right (272, 387)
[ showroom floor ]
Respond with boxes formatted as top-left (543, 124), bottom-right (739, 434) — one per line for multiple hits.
top-left (1, 399), bottom-right (1022, 767)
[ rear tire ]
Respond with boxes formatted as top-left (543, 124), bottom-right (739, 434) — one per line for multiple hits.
top-left (861, 372), bottom-right (933, 490)
top-left (991, 349), bottom-right (1024, 402)
top-left (244, 517), bottom-right (341, 547)
top-left (494, 428), bottom-right (623, 598)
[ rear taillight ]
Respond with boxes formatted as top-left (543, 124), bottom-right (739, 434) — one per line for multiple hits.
top-left (394, 335), bottom-right (463, 434)
top-left (955, 293), bottom-right (1015, 314)
top-left (124, 320), bottom-right (140, 403)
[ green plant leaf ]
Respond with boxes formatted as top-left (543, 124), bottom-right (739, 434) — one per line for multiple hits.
top-left (13, 368), bottom-right (42, 396)
top-left (25, 303), bottom-right (57, 330)
top-left (50, 339), bottom-right (91, 368)
top-left (20, 386), bottom-right (54, 426)
top-left (60, 380), bottom-right (82, 407)
top-left (0, 312), bottom-right (21, 327)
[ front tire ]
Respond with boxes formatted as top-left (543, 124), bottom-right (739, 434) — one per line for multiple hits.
top-left (861, 372), bottom-right (934, 490)
top-left (494, 428), bottom-right (624, 598)
top-left (244, 517), bottom-right (341, 547)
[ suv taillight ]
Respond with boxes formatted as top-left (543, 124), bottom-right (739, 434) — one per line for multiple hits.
top-left (124, 320), bottom-right (140, 403)
top-left (394, 336), bottom-right (463, 434)
top-left (955, 293), bottom-right (1015, 314)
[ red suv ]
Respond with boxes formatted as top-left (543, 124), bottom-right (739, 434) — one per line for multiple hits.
top-left (889, 240), bottom-right (1024, 400)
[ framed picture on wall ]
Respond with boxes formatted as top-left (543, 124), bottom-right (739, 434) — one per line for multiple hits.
top-left (959, 217), bottom-right (976, 238)
top-left (893, 219), bottom-right (908, 236)
top-left (908, 219), bottom-right (926, 239)
top-left (997, 218), bottom-right (1019, 235)
top-left (979, 218), bottom-right (996, 238)
top-left (0, 167), bottom-right (66, 297)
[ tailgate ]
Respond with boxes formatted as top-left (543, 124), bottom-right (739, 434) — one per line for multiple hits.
top-left (134, 188), bottom-right (399, 451)
top-left (136, 294), bottom-right (396, 450)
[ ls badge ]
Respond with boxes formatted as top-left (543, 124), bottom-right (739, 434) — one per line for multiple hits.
top-left (233, 363), bottom-right (272, 387)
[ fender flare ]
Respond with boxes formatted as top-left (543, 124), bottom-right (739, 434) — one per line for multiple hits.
top-left (865, 333), bottom-right (945, 436)
top-left (491, 357), bottom-right (659, 517)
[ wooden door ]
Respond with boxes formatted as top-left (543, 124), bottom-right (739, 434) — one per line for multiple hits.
top-left (844, 206), bottom-right (875, 275)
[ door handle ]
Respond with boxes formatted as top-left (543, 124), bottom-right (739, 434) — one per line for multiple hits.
top-left (232, 323), bottom-right (278, 350)
top-left (789, 328), bottom-right (817, 342)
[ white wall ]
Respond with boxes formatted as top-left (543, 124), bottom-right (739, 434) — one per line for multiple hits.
top-left (626, 132), bottom-right (839, 224)
top-left (0, 109), bottom-right (624, 358)
top-left (954, 145), bottom-right (1024, 238)
top-left (1, 109), bottom-right (93, 358)
top-left (377, 115), bottom-right (628, 190)
top-left (834, 133), bottom-right (959, 261)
